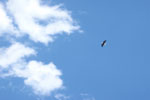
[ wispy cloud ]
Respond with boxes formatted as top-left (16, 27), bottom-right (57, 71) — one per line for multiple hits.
top-left (54, 93), bottom-right (96, 100)
top-left (55, 93), bottom-right (70, 100)
top-left (0, 0), bottom-right (80, 96)
top-left (13, 61), bottom-right (63, 95)
top-left (0, 43), bottom-right (63, 95)
top-left (80, 93), bottom-right (96, 100)
top-left (0, 3), bottom-right (18, 36)
top-left (5, 0), bottom-right (80, 44)
top-left (0, 42), bottom-right (35, 69)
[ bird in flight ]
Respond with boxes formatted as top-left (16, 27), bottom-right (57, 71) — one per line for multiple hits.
top-left (101, 40), bottom-right (107, 47)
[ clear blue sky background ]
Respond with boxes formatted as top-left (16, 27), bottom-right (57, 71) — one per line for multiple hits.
top-left (0, 0), bottom-right (150, 100)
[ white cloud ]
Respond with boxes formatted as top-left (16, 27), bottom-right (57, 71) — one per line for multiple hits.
top-left (0, 43), bottom-right (63, 95)
top-left (80, 93), bottom-right (89, 96)
top-left (5, 0), bottom-right (80, 44)
top-left (0, 3), bottom-right (18, 36)
top-left (0, 0), bottom-right (80, 96)
top-left (12, 61), bottom-right (63, 95)
top-left (55, 93), bottom-right (70, 100)
top-left (0, 42), bottom-right (35, 69)
top-left (80, 93), bottom-right (95, 100)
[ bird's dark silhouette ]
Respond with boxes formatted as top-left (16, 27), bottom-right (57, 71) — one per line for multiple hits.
top-left (101, 40), bottom-right (106, 47)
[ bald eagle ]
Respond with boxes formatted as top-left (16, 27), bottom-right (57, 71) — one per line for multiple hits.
top-left (101, 40), bottom-right (106, 47)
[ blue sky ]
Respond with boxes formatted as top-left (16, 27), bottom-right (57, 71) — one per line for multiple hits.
top-left (0, 0), bottom-right (150, 100)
